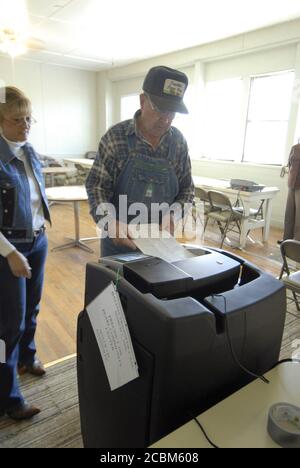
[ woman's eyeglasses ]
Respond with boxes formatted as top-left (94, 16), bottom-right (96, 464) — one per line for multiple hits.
top-left (4, 116), bottom-right (37, 126)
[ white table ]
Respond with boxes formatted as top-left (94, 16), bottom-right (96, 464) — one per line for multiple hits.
top-left (46, 186), bottom-right (98, 253)
top-left (193, 176), bottom-right (279, 249)
top-left (151, 361), bottom-right (300, 449)
top-left (63, 158), bottom-right (94, 169)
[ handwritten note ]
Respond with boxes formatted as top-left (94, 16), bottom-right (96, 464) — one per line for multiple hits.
top-left (86, 282), bottom-right (139, 391)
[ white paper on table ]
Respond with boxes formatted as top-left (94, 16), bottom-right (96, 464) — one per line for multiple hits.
top-left (86, 282), bottom-right (139, 391)
top-left (129, 224), bottom-right (196, 263)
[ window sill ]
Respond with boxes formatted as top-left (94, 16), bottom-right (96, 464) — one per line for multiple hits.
top-left (191, 157), bottom-right (283, 171)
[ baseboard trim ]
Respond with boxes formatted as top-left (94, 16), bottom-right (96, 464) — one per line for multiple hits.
top-left (45, 353), bottom-right (76, 369)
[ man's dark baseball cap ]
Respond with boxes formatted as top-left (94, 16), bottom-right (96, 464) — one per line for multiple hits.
top-left (143, 66), bottom-right (188, 114)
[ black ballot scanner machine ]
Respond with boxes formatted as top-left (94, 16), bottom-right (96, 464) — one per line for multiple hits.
top-left (77, 245), bottom-right (286, 448)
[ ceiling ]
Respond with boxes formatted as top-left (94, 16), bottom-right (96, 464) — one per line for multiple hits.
top-left (1, 0), bottom-right (300, 71)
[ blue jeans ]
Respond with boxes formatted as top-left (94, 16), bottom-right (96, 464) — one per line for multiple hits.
top-left (0, 232), bottom-right (48, 411)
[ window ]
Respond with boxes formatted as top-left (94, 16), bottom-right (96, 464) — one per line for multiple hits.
top-left (172, 85), bottom-right (196, 153)
top-left (294, 97), bottom-right (300, 144)
top-left (243, 71), bottom-right (295, 165)
top-left (202, 78), bottom-right (244, 161)
top-left (121, 94), bottom-right (140, 121)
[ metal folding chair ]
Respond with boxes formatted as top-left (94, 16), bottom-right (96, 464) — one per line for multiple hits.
top-left (279, 239), bottom-right (300, 312)
top-left (194, 187), bottom-right (211, 215)
top-left (204, 190), bottom-right (244, 248)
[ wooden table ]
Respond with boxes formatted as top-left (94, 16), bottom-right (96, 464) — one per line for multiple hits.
top-left (152, 361), bottom-right (300, 449)
top-left (46, 186), bottom-right (98, 253)
top-left (193, 176), bottom-right (279, 249)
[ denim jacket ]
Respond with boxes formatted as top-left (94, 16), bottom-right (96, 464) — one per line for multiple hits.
top-left (0, 136), bottom-right (51, 243)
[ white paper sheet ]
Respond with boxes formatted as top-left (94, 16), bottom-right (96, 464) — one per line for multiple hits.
top-left (129, 224), bottom-right (195, 263)
top-left (86, 282), bottom-right (139, 391)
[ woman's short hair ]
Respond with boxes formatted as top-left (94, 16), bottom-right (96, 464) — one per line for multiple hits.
top-left (0, 86), bottom-right (32, 123)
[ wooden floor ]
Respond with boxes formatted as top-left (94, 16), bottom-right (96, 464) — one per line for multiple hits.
top-left (37, 202), bottom-right (100, 364)
top-left (37, 202), bottom-right (286, 364)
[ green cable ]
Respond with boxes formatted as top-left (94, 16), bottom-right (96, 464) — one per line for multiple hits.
top-left (115, 268), bottom-right (121, 290)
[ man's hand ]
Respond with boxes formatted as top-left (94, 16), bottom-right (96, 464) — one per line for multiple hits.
top-left (108, 220), bottom-right (136, 250)
top-left (160, 212), bottom-right (175, 236)
top-left (6, 250), bottom-right (32, 279)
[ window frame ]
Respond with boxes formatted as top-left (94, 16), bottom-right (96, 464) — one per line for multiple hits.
top-left (241, 70), bottom-right (295, 166)
top-left (120, 93), bottom-right (140, 121)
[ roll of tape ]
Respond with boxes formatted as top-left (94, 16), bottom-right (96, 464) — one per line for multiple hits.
top-left (267, 403), bottom-right (300, 448)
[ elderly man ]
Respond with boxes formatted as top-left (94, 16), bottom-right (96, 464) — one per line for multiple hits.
top-left (86, 66), bottom-right (194, 256)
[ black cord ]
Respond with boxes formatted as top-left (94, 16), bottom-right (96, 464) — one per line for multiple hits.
top-left (193, 417), bottom-right (219, 449)
top-left (190, 294), bottom-right (270, 449)
top-left (212, 294), bottom-right (270, 384)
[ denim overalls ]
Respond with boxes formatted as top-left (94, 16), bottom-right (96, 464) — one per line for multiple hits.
top-left (102, 134), bottom-right (179, 257)
top-left (0, 137), bottom-right (50, 412)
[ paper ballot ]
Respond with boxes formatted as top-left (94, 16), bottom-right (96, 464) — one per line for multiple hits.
top-left (129, 224), bottom-right (195, 263)
top-left (86, 282), bottom-right (139, 391)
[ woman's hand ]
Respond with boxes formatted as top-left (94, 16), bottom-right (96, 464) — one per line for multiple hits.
top-left (6, 250), bottom-right (32, 279)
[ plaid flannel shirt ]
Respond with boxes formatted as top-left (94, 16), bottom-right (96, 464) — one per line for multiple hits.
top-left (86, 111), bottom-right (194, 222)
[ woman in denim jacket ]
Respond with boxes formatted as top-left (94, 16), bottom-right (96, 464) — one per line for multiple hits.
top-left (0, 87), bottom-right (50, 420)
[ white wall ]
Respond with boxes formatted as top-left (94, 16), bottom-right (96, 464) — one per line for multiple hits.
top-left (95, 19), bottom-right (300, 228)
top-left (0, 56), bottom-right (98, 158)
top-left (205, 44), bottom-right (296, 80)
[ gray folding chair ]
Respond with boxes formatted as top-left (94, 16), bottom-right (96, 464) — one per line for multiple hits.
top-left (204, 190), bottom-right (244, 248)
top-left (233, 198), bottom-right (265, 240)
top-left (192, 187), bottom-right (211, 230)
top-left (194, 187), bottom-right (211, 215)
top-left (279, 239), bottom-right (300, 312)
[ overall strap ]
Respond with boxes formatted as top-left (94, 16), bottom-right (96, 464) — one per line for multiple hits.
top-left (127, 133), bottom-right (137, 154)
top-left (167, 135), bottom-right (177, 164)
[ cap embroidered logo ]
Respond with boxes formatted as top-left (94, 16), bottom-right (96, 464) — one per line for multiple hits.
top-left (163, 79), bottom-right (186, 97)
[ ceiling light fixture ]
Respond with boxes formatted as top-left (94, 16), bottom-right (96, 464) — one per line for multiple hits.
top-left (0, 0), bottom-right (29, 57)
top-left (0, 28), bottom-right (27, 57)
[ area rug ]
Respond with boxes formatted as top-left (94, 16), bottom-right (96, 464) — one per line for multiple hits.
top-left (0, 305), bottom-right (299, 448)
top-left (0, 354), bottom-right (83, 448)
